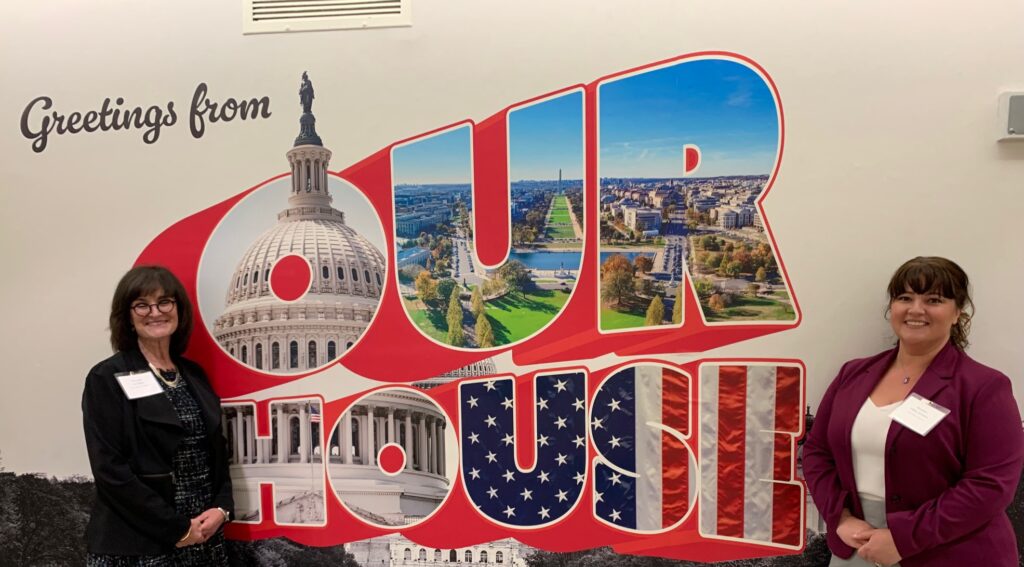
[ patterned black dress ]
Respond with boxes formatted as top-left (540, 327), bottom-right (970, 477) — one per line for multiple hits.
top-left (87, 371), bottom-right (229, 567)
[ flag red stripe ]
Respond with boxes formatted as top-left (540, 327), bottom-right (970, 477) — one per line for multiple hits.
top-left (661, 368), bottom-right (689, 527)
top-left (772, 365), bottom-right (801, 544)
top-left (716, 365), bottom-right (747, 537)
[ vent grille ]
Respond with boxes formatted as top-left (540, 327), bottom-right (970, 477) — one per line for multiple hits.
top-left (244, 0), bottom-right (411, 34)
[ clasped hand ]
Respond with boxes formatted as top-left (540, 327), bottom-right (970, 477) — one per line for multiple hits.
top-left (836, 510), bottom-right (901, 566)
top-left (175, 508), bottom-right (226, 548)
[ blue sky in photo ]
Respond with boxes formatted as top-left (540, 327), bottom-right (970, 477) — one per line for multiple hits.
top-left (392, 125), bottom-right (472, 185)
top-left (599, 59), bottom-right (780, 178)
top-left (508, 91), bottom-right (584, 181)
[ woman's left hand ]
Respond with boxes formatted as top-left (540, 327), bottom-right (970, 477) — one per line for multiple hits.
top-left (193, 508), bottom-right (227, 542)
top-left (856, 528), bottom-right (902, 566)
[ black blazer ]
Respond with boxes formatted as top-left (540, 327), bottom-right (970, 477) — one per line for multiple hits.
top-left (81, 349), bottom-right (233, 555)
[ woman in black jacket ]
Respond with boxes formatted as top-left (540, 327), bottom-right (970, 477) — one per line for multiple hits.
top-left (82, 265), bottom-right (232, 566)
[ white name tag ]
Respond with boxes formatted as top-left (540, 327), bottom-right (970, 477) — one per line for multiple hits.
top-left (891, 393), bottom-right (950, 436)
top-left (115, 371), bottom-right (164, 400)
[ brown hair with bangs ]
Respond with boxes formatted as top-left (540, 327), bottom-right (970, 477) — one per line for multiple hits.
top-left (886, 256), bottom-right (973, 350)
top-left (109, 265), bottom-right (194, 356)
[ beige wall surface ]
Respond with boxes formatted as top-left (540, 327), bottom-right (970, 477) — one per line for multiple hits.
top-left (1, 1), bottom-right (1022, 477)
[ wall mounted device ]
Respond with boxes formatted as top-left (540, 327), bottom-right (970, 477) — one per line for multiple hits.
top-left (997, 91), bottom-right (1024, 142)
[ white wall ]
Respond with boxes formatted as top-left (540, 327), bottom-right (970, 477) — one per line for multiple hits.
top-left (1, 0), bottom-right (1022, 477)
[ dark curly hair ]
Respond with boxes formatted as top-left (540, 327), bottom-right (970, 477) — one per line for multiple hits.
top-left (886, 256), bottom-right (973, 350)
top-left (109, 265), bottom-right (194, 356)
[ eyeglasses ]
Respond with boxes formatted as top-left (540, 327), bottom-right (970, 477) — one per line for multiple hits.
top-left (131, 298), bottom-right (176, 317)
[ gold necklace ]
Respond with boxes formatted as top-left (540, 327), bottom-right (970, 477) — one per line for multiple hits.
top-left (148, 362), bottom-right (180, 387)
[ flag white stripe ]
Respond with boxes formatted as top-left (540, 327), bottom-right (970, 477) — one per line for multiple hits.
top-left (699, 365), bottom-right (719, 535)
top-left (635, 365), bottom-right (663, 530)
top-left (743, 365), bottom-right (776, 542)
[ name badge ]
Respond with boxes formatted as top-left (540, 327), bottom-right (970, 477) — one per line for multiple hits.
top-left (115, 371), bottom-right (164, 400)
top-left (891, 393), bottom-right (950, 436)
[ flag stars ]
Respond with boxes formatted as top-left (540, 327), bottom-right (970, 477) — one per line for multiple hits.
top-left (537, 470), bottom-right (550, 483)
top-left (503, 505), bottom-right (516, 518)
top-left (553, 379), bottom-right (568, 393)
top-left (572, 435), bottom-right (586, 448)
top-left (607, 398), bottom-right (622, 412)
top-left (574, 471), bottom-right (585, 485)
top-left (502, 433), bottom-right (514, 446)
top-left (468, 432), bottom-right (480, 444)
top-left (502, 469), bottom-right (516, 482)
top-left (501, 397), bottom-right (514, 410)
top-left (467, 396), bottom-right (479, 408)
top-left (537, 398), bottom-right (549, 411)
top-left (485, 451), bottom-right (497, 463)
top-left (487, 486), bottom-right (499, 499)
top-left (520, 488), bottom-right (533, 501)
top-left (609, 436), bottom-right (622, 448)
top-left (484, 380), bottom-right (497, 391)
top-left (595, 490), bottom-right (604, 503)
top-left (555, 489), bottom-right (569, 502)
top-left (609, 509), bottom-right (622, 522)
top-left (537, 434), bottom-right (549, 447)
top-left (609, 472), bottom-right (622, 486)
top-left (555, 453), bottom-right (568, 466)
top-left (573, 397), bottom-right (585, 412)
top-left (554, 416), bottom-right (568, 429)
top-left (485, 415), bottom-right (497, 428)
top-left (469, 467), bottom-right (481, 480)
top-left (538, 507), bottom-right (551, 520)
top-left (592, 416), bottom-right (604, 430)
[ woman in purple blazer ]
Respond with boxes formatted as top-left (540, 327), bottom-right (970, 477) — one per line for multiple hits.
top-left (803, 257), bottom-right (1024, 567)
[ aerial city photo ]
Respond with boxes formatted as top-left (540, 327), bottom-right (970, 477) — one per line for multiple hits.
top-left (597, 58), bottom-right (796, 330)
top-left (393, 91), bottom-right (585, 349)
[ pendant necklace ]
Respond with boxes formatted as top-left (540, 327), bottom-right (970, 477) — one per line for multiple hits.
top-left (897, 357), bottom-right (914, 385)
top-left (149, 362), bottom-right (180, 388)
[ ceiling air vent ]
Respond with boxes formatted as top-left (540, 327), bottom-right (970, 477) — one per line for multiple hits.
top-left (243, 0), bottom-right (411, 34)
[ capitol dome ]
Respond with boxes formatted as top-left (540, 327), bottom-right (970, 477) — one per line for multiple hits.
top-left (213, 75), bottom-right (386, 373)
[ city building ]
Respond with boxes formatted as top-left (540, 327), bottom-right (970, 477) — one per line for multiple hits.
top-left (623, 206), bottom-right (663, 232)
top-left (212, 77), bottom-right (387, 373)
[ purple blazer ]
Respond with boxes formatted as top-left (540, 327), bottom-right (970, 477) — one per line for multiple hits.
top-left (803, 342), bottom-right (1024, 566)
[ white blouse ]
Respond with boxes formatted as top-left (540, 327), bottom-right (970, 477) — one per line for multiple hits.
top-left (850, 398), bottom-right (899, 501)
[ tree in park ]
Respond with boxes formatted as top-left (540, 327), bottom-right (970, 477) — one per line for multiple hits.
top-left (470, 286), bottom-right (485, 318)
top-left (672, 283), bottom-right (684, 324)
top-left (446, 286), bottom-right (465, 347)
top-left (436, 278), bottom-right (457, 305)
top-left (475, 313), bottom-right (495, 347)
top-left (700, 234), bottom-right (719, 251)
top-left (600, 254), bottom-right (635, 306)
top-left (497, 260), bottom-right (531, 295)
top-left (755, 266), bottom-right (767, 282)
top-left (693, 277), bottom-right (716, 299)
top-left (601, 253), bottom-right (633, 276)
top-left (708, 293), bottom-right (727, 312)
top-left (634, 255), bottom-right (654, 274)
top-left (414, 270), bottom-right (438, 304)
top-left (724, 260), bottom-right (743, 278)
top-left (645, 295), bottom-right (665, 326)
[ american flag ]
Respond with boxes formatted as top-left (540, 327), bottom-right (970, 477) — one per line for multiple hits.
top-left (590, 364), bottom-right (694, 531)
top-left (460, 372), bottom-right (587, 527)
top-left (310, 404), bottom-right (321, 423)
top-left (698, 363), bottom-right (803, 547)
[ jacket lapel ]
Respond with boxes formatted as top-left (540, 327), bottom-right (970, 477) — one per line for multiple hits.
top-left (839, 350), bottom-right (895, 456)
top-left (179, 360), bottom-right (223, 435)
top-left (885, 342), bottom-right (957, 449)
top-left (122, 349), bottom-right (182, 429)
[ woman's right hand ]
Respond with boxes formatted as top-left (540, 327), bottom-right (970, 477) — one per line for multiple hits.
top-left (175, 517), bottom-right (205, 548)
top-left (836, 509), bottom-right (874, 549)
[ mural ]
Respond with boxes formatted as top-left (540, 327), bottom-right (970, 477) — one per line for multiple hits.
top-left (124, 52), bottom-right (812, 564)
